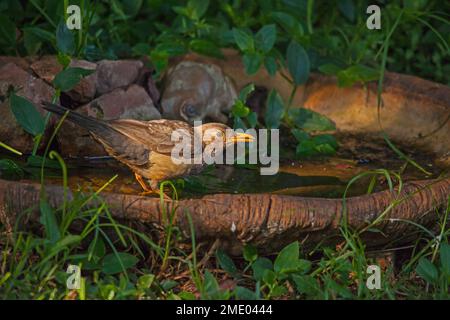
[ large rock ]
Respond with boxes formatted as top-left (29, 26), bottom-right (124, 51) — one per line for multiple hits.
top-left (59, 84), bottom-right (161, 157)
top-left (30, 56), bottom-right (97, 102)
top-left (0, 62), bottom-right (55, 153)
top-left (96, 60), bottom-right (143, 95)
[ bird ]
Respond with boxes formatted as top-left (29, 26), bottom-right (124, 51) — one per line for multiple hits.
top-left (42, 102), bottom-right (254, 198)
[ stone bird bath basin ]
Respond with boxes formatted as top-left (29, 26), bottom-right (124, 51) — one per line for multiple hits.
top-left (0, 52), bottom-right (449, 254)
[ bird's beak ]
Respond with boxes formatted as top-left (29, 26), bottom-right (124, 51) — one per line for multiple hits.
top-left (228, 133), bottom-right (255, 143)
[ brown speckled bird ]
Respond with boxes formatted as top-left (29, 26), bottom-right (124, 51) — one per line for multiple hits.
top-left (43, 103), bottom-right (253, 198)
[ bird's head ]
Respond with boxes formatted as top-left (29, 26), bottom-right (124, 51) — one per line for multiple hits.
top-left (195, 123), bottom-right (254, 148)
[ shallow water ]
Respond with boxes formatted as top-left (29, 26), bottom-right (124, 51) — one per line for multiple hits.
top-left (1, 137), bottom-right (445, 199)
top-left (44, 154), bottom-right (442, 199)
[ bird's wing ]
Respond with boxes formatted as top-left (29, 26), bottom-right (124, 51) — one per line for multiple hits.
top-left (107, 119), bottom-right (195, 156)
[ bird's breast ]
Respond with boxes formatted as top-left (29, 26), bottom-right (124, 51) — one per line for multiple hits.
top-left (142, 152), bottom-right (200, 181)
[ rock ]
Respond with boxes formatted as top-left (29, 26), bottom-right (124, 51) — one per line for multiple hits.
top-left (0, 56), bottom-right (30, 70)
top-left (29, 56), bottom-right (60, 83)
top-left (134, 58), bottom-right (161, 108)
top-left (30, 56), bottom-right (97, 102)
top-left (0, 62), bottom-right (55, 153)
top-left (96, 60), bottom-right (143, 95)
top-left (59, 84), bottom-right (161, 157)
top-left (161, 61), bottom-right (237, 124)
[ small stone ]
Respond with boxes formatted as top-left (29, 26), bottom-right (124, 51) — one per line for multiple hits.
top-left (96, 60), bottom-right (143, 95)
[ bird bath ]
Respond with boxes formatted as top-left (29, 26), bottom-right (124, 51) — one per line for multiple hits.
top-left (0, 55), bottom-right (449, 254)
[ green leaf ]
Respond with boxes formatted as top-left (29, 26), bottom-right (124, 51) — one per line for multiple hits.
top-left (312, 134), bottom-right (339, 149)
top-left (120, 0), bottom-right (143, 17)
top-left (291, 128), bottom-right (310, 142)
top-left (440, 243), bottom-right (450, 275)
top-left (0, 159), bottom-right (24, 180)
top-left (318, 63), bottom-right (341, 75)
top-left (150, 50), bottom-right (169, 75)
top-left (243, 245), bottom-right (258, 263)
top-left (337, 65), bottom-right (380, 87)
top-left (233, 28), bottom-right (254, 52)
top-left (338, 0), bottom-right (355, 22)
top-left (326, 278), bottom-right (353, 299)
top-left (216, 249), bottom-right (238, 277)
top-left (271, 12), bottom-right (303, 39)
top-left (232, 100), bottom-right (250, 118)
top-left (189, 39), bottom-right (224, 59)
top-left (88, 237), bottom-right (106, 261)
top-left (243, 52), bottom-right (262, 75)
top-left (234, 286), bottom-right (258, 300)
top-left (238, 83), bottom-right (256, 101)
top-left (189, 0), bottom-right (209, 19)
top-left (9, 94), bottom-right (45, 136)
top-left (296, 139), bottom-right (317, 157)
top-left (155, 41), bottom-right (187, 56)
top-left (132, 42), bottom-right (151, 56)
top-left (203, 270), bottom-right (227, 299)
top-left (161, 279), bottom-right (178, 291)
top-left (57, 52), bottom-right (71, 69)
top-left (288, 108), bottom-right (336, 132)
top-left (255, 24), bottom-right (276, 53)
top-left (23, 28), bottom-right (42, 55)
top-left (271, 284), bottom-right (288, 297)
top-left (274, 241), bottom-right (300, 274)
top-left (53, 67), bottom-right (95, 92)
top-left (102, 252), bottom-right (139, 275)
top-left (56, 21), bottom-right (75, 55)
top-left (178, 291), bottom-right (196, 300)
top-left (137, 274), bottom-right (155, 290)
top-left (292, 274), bottom-right (320, 296)
top-left (416, 257), bottom-right (438, 284)
top-left (264, 89), bottom-right (284, 129)
top-left (252, 257), bottom-right (273, 282)
top-left (296, 259), bottom-right (312, 274)
top-left (233, 117), bottom-right (247, 130)
top-left (247, 112), bottom-right (258, 128)
top-left (111, 0), bottom-right (128, 19)
top-left (0, 14), bottom-right (16, 48)
top-left (313, 143), bottom-right (337, 155)
top-left (286, 41), bottom-right (310, 85)
top-left (50, 235), bottom-right (82, 254)
top-left (24, 27), bottom-right (56, 42)
top-left (295, 134), bottom-right (338, 158)
top-left (264, 55), bottom-right (277, 77)
top-left (39, 197), bottom-right (61, 244)
top-left (262, 269), bottom-right (277, 285)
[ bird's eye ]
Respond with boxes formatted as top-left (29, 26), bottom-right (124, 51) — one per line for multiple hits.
top-left (183, 104), bottom-right (198, 117)
top-left (216, 131), bottom-right (223, 138)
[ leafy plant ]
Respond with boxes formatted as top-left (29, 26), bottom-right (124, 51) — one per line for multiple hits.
top-left (230, 84), bottom-right (258, 130)
top-left (233, 24), bottom-right (278, 75)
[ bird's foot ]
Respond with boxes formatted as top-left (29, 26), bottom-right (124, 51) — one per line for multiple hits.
top-left (134, 174), bottom-right (174, 200)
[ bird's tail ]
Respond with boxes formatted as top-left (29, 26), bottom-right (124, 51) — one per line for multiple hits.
top-left (42, 102), bottom-right (113, 136)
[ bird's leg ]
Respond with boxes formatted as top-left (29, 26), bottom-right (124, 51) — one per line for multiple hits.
top-left (135, 173), bottom-right (152, 192)
top-left (135, 174), bottom-right (172, 200)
